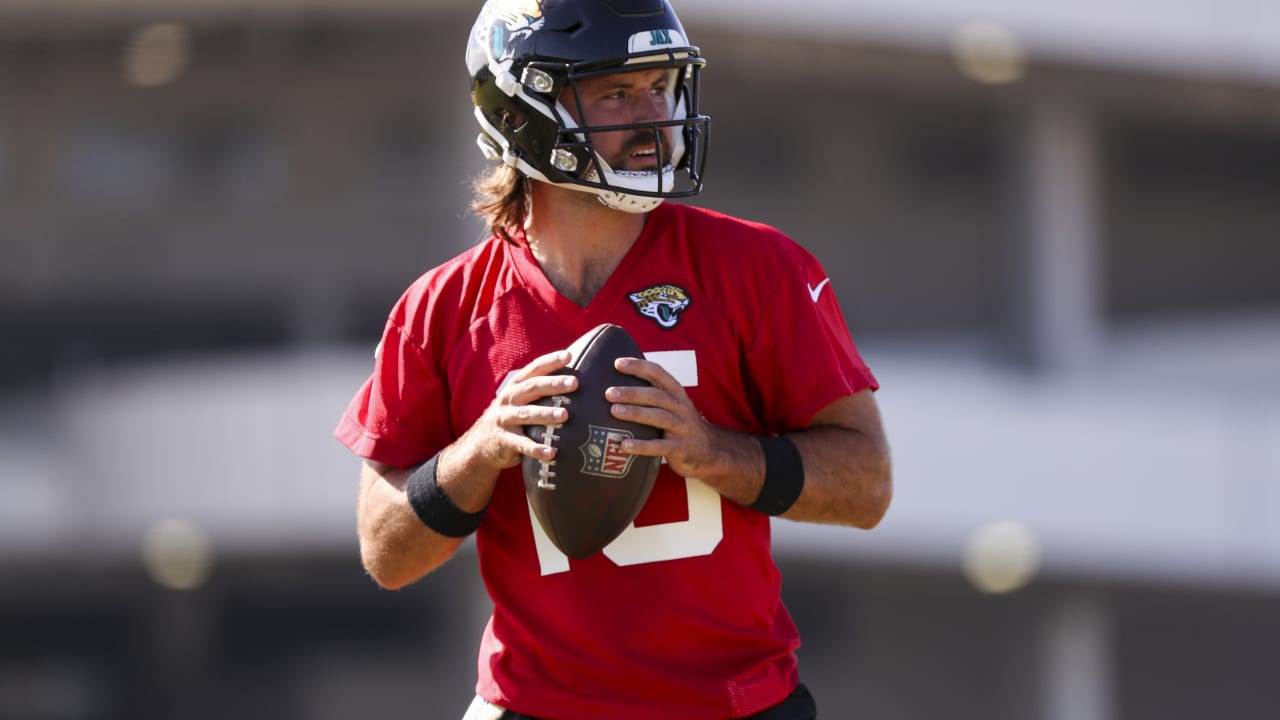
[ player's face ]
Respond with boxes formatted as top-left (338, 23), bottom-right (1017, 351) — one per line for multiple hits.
top-left (561, 68), bottom-right (678, 172)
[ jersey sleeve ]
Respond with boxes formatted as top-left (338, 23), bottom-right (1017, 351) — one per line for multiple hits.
top-left (334, 313), bottom-right (454, 469)
top-left (744, 249), bottom-right (877, 432)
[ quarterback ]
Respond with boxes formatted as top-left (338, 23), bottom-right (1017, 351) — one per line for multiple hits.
top-left (335, 1), bottom-right (893, 718)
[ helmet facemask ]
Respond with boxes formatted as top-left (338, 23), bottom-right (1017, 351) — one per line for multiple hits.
top-left (544, 60), bottom-right (706, 212)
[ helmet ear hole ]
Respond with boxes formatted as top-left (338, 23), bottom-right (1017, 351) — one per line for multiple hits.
top-left (498, 110), bottom-right (527, 131)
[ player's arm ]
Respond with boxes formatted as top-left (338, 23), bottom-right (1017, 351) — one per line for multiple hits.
top-left (609, 359), bottom-right (891, 528)
top-left (356, 350), bottom-right (578, 589)
top-left (357, 459), bottom-right (468, 589)
top-left (775, 389), bottom-right (891, 527)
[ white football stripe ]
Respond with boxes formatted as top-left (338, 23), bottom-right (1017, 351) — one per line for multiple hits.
top-left (645, 350), bottom-right (698, 388)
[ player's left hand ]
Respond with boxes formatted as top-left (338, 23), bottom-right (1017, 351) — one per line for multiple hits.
top-left (605, 356), bottom-right (722, 481)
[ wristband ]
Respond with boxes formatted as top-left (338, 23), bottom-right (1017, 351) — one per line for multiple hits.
top-left (748, 435), bottom-right (805, 516)
top-left (405, 453), bottom-right (486, 537)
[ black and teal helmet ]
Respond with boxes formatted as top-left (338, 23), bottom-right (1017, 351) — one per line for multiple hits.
top-left (466, 0), bottom-right (710, 212)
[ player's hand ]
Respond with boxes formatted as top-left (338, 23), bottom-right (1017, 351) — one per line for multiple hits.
top-left (459, 350), bottom-right (578, 472)
top-left (606, 357), bottom-right (720, 480)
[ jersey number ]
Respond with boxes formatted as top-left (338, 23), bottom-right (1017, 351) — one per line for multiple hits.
top-left (529, 477), bottom-right (723, 575)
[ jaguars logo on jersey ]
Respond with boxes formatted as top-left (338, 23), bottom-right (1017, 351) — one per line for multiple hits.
top-left (629, 284), bottom-right (691, 329)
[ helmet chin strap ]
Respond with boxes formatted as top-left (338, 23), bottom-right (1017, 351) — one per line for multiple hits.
top-left (586, 167), bottom-right (673, 213)
top-left (538, 169), bottom-right (666, 214)
top-left (594, 188), bottom-right (665, 214)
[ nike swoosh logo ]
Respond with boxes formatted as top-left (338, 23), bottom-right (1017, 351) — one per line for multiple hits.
top-left (807, 278), bottom-right (831, 303)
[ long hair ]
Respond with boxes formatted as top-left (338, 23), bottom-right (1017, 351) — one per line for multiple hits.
top-left (471, 164), bottom-right (529, 244)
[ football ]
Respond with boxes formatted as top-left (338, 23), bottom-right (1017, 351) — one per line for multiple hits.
top-left (522, 324), bottom-right (662, 559)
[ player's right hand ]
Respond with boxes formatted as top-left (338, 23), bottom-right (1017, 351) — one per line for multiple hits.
top-left (457, 349), bottom-right (578, 472)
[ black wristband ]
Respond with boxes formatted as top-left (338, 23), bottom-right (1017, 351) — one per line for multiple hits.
top-left (748, 435), bottom-right (806, 516)
top-left (405, 453), bottom-right (486, 537)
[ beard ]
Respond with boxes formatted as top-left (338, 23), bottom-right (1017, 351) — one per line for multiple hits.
top-left (601, 128), bottom-right (675, 171)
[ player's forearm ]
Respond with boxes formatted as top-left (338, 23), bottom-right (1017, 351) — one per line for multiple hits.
top-left (696, 424), bottom-right (891, 528)
top-left (356, 433), bottom-right (511, 589)
top-left (682, 425), bottom-right (770, 507)
top-left (781, 425), bottom-right (892, 528)
top-left (433, 432), bottom-right (505, 513)
top-left (356, 461), bottom-right (467, 589)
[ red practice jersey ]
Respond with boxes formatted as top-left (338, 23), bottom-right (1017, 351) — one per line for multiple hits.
top-left (336, 202), bottom-right (877, 719)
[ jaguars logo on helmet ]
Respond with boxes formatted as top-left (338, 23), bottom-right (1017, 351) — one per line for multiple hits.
top-left (629, 284), bottom-right (691, 329)
top-left (469, 0), bottom-right (545, 69)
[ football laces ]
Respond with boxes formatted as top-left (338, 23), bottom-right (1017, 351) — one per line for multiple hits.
top-left (534, 394), bottom-right (572, 489)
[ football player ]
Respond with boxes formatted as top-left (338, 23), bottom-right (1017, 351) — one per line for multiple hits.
top-left (336, 1), bottom-right (892, 718)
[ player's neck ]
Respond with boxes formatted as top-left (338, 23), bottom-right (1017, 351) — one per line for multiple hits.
top-left (524, 184), bottom-right (647, 307)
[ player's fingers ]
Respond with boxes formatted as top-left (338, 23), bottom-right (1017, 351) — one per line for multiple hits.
top-left (617, 435), bottom-right (668, 457)
top-left (502, 402), bottom-right (570, 428)
top-left (506, 372), bottom-right (577, 406)
top-left (513, 432), bottom-right (558, 462)
top-left (481, 421), bottom-right (559, 466)
top-left (605, 385), bottom-right (688, 417)
top-left (511, 350), bottom-right (573, 383)
top-left (613, 357), bottom-right (686, 398)
top-left (609, 402), bottom-right (680, 433)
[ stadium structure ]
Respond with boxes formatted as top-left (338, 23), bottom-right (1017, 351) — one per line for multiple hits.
top-left (1, 1), bottom-right (1279, 718)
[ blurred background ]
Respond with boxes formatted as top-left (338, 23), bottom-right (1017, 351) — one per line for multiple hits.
top-left (2, 0), bottom-right (1279, 718)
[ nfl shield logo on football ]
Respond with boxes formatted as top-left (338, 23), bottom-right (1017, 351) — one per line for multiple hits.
top-left (580, 425), bottom-right (636, 478)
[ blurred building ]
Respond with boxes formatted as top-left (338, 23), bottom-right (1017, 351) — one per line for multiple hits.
top-left (1, 1), bottom-right (1279, 718)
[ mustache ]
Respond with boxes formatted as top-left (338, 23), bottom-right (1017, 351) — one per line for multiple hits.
top-left (619, 130), bottom-right (669, 159)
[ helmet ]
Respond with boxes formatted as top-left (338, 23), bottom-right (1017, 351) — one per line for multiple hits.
top-left (466, 0), bottom-right (709, 213)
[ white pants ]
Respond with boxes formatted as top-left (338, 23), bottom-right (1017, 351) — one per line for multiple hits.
top-left (462, 696), bottom-right (510, 720)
